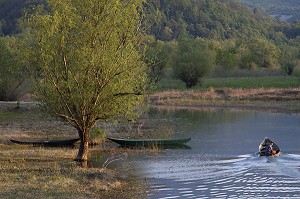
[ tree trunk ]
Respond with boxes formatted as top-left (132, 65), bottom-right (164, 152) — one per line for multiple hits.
top-left (75, 129), bottom-right (90, 161)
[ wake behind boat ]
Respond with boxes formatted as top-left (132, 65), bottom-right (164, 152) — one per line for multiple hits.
top-left (107, 137), bottom-right (191, 147)
top-left (10, 138), bottom-right (80, 147)
top-left (258, 137), bottom-right (280, 156)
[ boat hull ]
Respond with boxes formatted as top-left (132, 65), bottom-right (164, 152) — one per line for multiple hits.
top-left (107, 137), bottom-right (191, 147)
top-left (10, 138), bottom-right (80, 147)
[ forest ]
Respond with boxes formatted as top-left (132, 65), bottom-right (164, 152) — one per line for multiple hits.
top-left (0, 0), bottom-right (300, 97)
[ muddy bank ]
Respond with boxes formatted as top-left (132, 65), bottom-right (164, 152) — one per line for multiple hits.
top-left (1, 87), bottom-right (299, 142)
top-left (150, 88), bottom-right (300, 113)
top-left (0, 101), bottom-right (76, 143)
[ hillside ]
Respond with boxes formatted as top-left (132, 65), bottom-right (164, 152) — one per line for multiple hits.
top-left (0, 0), bottom-right (299, 76)
top-left (239, 0), bottom-right (300, 23)
top-left (144, 0), bottom-right (282, 41)
top-left (1, 0), bottom-right (286, 41)
top-left (0, 0), bottom-right (43, 35)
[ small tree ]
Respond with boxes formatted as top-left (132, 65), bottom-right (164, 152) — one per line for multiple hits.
top-left (280, 44), bottom-right (300, 75)
top-left (145, 39), bottom-right (176, 84)
top-left (0, 36), bottom-right (29, 101)
top-left (249, 37), bottom-right (281, 69)
top-left (21, 0), bottom-right (148, 161)
top-left (173, 38), bottom-right (215, 88)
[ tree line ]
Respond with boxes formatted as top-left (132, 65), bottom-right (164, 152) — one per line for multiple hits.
top-left (143, 0), bottom-right (300, 88)
top-left (1, 0), bottom-right (300, 96)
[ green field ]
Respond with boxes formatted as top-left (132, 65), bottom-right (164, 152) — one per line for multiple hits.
top-left (157, 76), bottom-right (300, 90)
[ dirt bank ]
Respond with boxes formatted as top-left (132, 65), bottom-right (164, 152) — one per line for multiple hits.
top-left (0, 101), bottom-right (76, 143)
top-left (150, 88), bottom-right (300, 113)
top-left (1, 87), bottom-right (299, 142)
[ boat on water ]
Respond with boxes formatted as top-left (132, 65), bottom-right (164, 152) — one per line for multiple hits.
top-left (9, 138), bottom-right (80, 147)
top-left (258, 137), bottom-right (280, 156)
top-left (107, 137), bottom-right (191, 147)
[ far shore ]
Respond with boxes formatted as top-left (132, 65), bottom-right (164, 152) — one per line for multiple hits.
top-left (150, 87), bottom-right (300, 113)
top-left (1, 87), bottom-right (300, 114)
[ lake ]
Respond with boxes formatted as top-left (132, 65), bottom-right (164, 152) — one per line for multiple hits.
top-left (93, 108), bottom-right (300, 198)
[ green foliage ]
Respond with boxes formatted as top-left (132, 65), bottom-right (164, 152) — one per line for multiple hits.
top-left (173, 38), bottom-right (216, 88)
top-left (145, 0), bottom-right (278, 41)
top-left (1, 0), bottom-right (299, 93)
top-left (248, 37), bottom-right (281, 69)
top-left (292, 66), bottom-right (300, 77)
top-left (0, 0), bottom-right (45, 35)
top-left (144, 39), bottom-right (176, 84)
top-left (216, 39), bottom-right (240, 70)
top-left (0, 36), bottom-right (30, 101)
top-left (20, 0), bottom-right (148, 160)
top-left (279, 44), bottom-right (300, 75)
top-left (90, 126), bottom-right (106, 143)
top-left (143, 0), bottom-right (297, 77)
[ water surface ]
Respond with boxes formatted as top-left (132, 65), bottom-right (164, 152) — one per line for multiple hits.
top-left (95, 109), bottom-right (300, 198)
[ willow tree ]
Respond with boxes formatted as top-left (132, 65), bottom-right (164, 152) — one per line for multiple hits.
top-left (21, 0), bottom-right (148, 161)
top-left (173, 38), bottom-right (215, 88)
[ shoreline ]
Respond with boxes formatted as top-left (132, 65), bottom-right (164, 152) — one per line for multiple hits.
top-left (0, 87), bottom-right (299, 198)
top-left (1, 87), bottom-right (300, 113)
top-left (150, 88), bottom-right (300, 113)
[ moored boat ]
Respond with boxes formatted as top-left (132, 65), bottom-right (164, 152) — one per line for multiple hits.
top-left (258, 137), bottom-right (280, 156)
top-left (9, 138), bottom-right (80, 147)
top-left (107, 137), bottom-right (191, 147)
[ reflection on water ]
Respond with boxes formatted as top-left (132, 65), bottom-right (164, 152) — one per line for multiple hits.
top-left (92, 109), bottom-right (300, 198)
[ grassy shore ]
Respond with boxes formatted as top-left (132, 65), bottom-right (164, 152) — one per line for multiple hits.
top-left (150, 87), bottom-right (300, 113)
top-left (1, 76), bottom-right (299, 198)
top-left (151, 75), bottom-right (300, 113)
top-left (0, 103), bottom-right (146, 199)
top-left (0, 144), bottom-right (146, 199)
top-left (157, 76), bottom-right (300, 90)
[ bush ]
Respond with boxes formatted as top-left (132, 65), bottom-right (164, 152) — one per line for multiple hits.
top-left (0, 36), bottom-right (30, 101)
top-left (173, 38), bottom-right (215, 88)
top-left (90, 127), bottom-right (106, 145)
top-left (293, 66), bottom-right (300, 77)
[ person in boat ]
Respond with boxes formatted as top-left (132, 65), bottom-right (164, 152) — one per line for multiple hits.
top-left (258, 137), bottom-right (280, 156)
top-left (266, 143), bottom-right (276, 155)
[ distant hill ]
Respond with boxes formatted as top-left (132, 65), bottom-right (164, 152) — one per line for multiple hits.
top-left (0, 0), bottom-right (288, 42)
top-left (239, 0), bottom-right (300, 23)
top-left (0, 0), bottom-right (43, 35)
top-left (145, 0), bottom-right (282, 41)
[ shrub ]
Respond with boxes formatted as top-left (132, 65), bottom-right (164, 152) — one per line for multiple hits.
top-left (173, 38), bottom-right (215, 88)
top-left (0, 36), bottom-right (30, 101)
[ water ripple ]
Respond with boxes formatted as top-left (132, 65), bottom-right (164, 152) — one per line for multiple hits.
top-left (143, 154), bottom-right (300, 198)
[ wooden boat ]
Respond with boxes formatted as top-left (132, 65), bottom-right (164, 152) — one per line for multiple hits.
top-left (9, 138), bottom-right (80, 147)
top-left (106, 137), bottom-right (191, 147)
top-left (258, 137), bottom-right (280, 156)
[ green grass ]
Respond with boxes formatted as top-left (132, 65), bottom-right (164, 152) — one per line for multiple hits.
top-left (202, 76), bottom-right (300, 89)
top-left (156, 76), bottom-right (300, 90)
